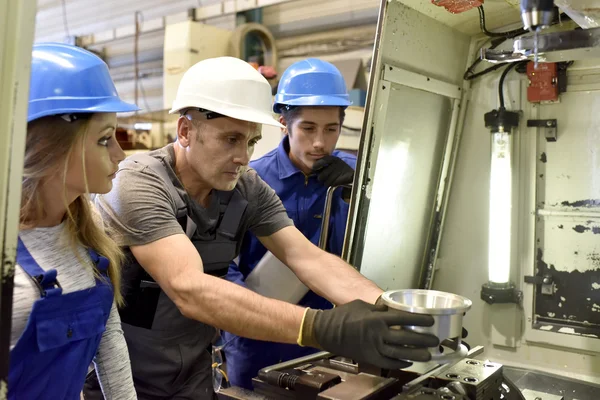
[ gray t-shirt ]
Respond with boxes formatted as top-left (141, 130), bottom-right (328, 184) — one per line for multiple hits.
top-left (95, 143), bottom-right (293, 260)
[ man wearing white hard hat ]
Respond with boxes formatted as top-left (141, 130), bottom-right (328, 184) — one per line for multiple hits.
top-left (84, 57), bottom-right (439, 399)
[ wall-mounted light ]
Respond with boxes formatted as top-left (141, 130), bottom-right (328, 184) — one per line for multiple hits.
top-left (481, 107), bottom-right (523, 305)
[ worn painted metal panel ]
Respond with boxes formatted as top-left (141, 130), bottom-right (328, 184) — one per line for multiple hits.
top-left (536, 93), bottom-right (600, 208)
top-left (533, 90), bottom-right (600, 336)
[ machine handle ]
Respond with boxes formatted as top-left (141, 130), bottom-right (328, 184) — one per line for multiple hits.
top-left (318, 184), bottom-right (352, 250)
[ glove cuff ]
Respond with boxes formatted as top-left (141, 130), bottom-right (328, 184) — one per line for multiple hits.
top-left (297, 308), bottom-right (322, 349)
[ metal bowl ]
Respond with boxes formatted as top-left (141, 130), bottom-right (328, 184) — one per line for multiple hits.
top-left (380, 289), bottom-right (472, 360)
top-left (380, 289), bottom-right (472, 316)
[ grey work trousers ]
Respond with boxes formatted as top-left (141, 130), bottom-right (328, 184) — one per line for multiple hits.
top-left (83, 323), bottom-right (216, 400)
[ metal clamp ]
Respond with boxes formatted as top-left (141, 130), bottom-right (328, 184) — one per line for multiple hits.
top-left (481, 48), bottom-right (527, 64)
top-left (524, 274), bottom-right (555, 295)
top-left (258, 351), bottom-right (332, 377)
top-left (402, 345), bottom-right (485, 392)
top-left (527, 119), bottom-right (557, 142)
top-left (484, 26), bottom-right (600, 64)
top-left (515, 26), bottom-right (600, 56)
top-left (430, 343), bottom-right (469, 364)
top-left (481, 282), bottom-right (523, 305)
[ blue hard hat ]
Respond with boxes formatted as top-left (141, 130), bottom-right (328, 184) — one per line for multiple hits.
top-left (273, 58), bottom-right (351, 113)
top-left (27, 42), bottom-right (139, 122)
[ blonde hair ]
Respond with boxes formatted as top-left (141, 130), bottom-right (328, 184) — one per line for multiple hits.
top-left (21, 115), bottom-right (124, 306)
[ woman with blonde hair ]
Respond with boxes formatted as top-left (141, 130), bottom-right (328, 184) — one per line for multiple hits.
top-left (8, 43), bottom-right (138, 400)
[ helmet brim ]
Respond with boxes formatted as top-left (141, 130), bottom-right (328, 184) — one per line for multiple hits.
top-left (28, 97), bottom-right (140, 122)
top-left (273, 94), bottom-right (352, 114)
top-left (170, 103), bottom-right (284, 129)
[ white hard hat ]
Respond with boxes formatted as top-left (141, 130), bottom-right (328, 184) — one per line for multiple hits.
top-left (169, 56), bottom-right (284, 128)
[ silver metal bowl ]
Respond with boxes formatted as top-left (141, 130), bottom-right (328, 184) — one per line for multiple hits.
top-left (380, 289), bottom-right (472, 361)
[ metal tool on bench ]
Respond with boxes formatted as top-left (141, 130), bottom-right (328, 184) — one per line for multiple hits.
top-left (217, 344), bottom-right (525, 400)
top-left (214, 288), bottom-right (518, 400)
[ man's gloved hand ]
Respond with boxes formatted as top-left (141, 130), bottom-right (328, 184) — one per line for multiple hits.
top-left (460, 327), bottom-right (471, 351)
top-left (298, 300), bottom-right (439, 370)
top-left (440, 327), bottom-right (470, 351)
top-left (312, 155), bottom-right (355, 187)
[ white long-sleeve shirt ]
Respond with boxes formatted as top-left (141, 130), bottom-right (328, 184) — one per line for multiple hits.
top-left (11, 222), bottom-right (136, 400)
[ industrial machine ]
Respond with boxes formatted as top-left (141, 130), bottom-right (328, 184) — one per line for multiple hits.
top-left (217, 288), bottom-right (597, 399)
top-left (3, 0), bottom-right (600, 397)
top-left (218, 346), bottom-right (520, 400)
top-left (483, 0), bottom-right (600, 63)
top-left (340, 0), bottom-right (600, 382)
top-left (219, 0), bottom-right (600, 398)
top-left (217, 290), bottom-right (521, 400)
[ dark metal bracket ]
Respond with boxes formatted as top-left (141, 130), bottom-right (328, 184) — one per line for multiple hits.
top-left (481, 282), bottom-right (523, 305)
top-left (527, 119), bottom-right (557, 142)
top-left (524, 274), bottom-right (555, 295)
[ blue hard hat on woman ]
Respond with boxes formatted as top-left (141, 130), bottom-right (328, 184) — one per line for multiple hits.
top-left (28, 42), bottom-right (138, 122)
top-left (273, 58), bottom-right (351, 113)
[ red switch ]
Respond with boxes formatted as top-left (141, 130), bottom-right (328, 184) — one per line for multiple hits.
top-left (527, 62), bottom-right (559, 103)
top-left (431, 0), bottom-right (484, 14)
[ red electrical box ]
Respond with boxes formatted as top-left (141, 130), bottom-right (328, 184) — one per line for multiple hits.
top-left (527, 62), bottom-right (559, 103)
top-left (431, 0), bottom-right (484, 14)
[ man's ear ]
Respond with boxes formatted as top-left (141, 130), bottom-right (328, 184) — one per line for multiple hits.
top-left (177, 116), bottom-right (192, 147)
top-left (279, 115), bottom-right (288, 136)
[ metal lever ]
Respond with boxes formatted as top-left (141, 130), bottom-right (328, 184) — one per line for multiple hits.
top-left (527, 119), bottom-right (557, 142)
top-left (524, 274), bottom-right (555, 295)
top-left (318, 184), bottom-right (352, 250)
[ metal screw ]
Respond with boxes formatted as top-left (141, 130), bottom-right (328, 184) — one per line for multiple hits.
top-left (535, 397), bottom-right (542, 400)
top-left (546, 120), bottom-right (553, 126)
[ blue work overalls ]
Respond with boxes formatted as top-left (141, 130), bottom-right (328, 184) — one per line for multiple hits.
top-left (8, 237), bottom-right (114, 400)
top-left (223, 136), bottom-right (356, 389)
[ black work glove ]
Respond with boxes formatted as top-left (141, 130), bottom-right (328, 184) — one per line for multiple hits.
top-left (299, 300), bottom-right (439, 370)
top-left (440, 327), bottom-right (470, 352)
top-left (312, 155), bottom-right (355, 187)
top-left (460, 327), bottom-right (471, 351)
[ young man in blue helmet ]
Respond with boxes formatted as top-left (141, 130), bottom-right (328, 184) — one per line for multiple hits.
top-left (222, 58), bottom-right (358, 389)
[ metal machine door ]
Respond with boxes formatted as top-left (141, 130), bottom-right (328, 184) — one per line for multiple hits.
top-left (341, 0), bottom-right (470, 291)
top-left (349, 69), bottom-right (459, 290)
top-left (529, 89), bottom-right (600, 339)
